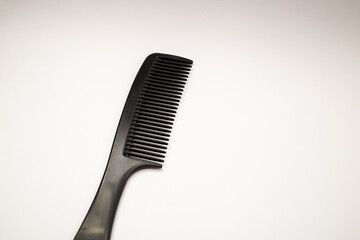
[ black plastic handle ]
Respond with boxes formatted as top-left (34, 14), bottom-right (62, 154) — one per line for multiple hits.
top-left (74, 157), bottom-right (160, 240)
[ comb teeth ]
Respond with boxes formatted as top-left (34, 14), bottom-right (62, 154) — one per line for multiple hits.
top-left (123, 55), bottom-right (192, 163)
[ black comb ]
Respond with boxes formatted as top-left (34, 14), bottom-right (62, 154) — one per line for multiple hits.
top-left (74, 53), bottom-right (192, 240)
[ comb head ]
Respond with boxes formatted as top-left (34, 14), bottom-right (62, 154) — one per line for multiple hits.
top-left (122, 53), bottom-right (192, 163)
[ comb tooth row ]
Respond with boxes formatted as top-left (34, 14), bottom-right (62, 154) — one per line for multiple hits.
top-left (123, 56), bottom-right (192, 162)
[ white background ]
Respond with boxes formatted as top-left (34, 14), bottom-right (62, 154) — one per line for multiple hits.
top-left (1, 0), bottom-right (360, 239)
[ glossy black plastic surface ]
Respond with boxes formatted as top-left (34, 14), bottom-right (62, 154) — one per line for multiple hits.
top-left (74, 53), bottom-right (193, 240)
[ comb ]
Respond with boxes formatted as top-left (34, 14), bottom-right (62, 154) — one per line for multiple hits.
top-left (74, 53), bottom-right (193, 240)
